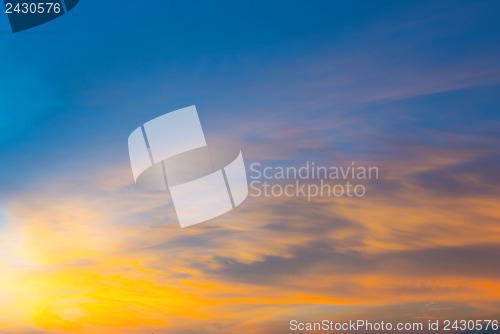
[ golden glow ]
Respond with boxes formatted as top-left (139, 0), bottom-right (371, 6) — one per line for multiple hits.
top-left (0, 157), bottom-right (499, 333)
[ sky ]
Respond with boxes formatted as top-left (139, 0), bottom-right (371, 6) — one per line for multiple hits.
top-left (1, 0), bottom-right (500, 333)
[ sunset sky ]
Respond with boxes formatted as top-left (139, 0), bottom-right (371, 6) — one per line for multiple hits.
top-left (1, 0), bottom-right (500, 333)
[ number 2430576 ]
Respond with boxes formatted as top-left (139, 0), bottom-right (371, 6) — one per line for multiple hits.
top-left (5, 2), bottom-right (62, 14)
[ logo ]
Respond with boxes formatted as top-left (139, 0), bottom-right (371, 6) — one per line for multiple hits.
top-left (128, 106), bottom-right (249, 228)
top-left (4, 0), bottom-right (79, 33)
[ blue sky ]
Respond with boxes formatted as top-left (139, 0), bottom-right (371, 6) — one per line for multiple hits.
top-left (1, 0), bottom-right (500, 220)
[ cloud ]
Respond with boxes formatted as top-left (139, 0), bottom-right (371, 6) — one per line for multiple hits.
top-left (1, 1), bottom-right (500, 332)
top-left (414, 153), bottom-right (500, 197)
top-left (198, 239), bottom-right (500, 284)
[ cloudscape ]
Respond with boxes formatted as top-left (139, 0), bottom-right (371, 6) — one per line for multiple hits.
top-left (1, 1), bottom-right (499, 333)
